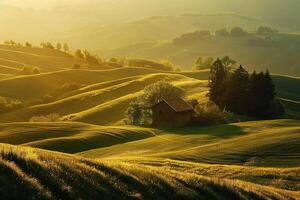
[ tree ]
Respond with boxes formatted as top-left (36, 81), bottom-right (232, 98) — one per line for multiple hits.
top-left (125, 81), bottom-right (185, 125)
top-left (25, 42), bottom-right (32, 47)
top-left (40, 42), bottom-right (54, 49)
top-left (208, 58), bottom-right (228, 107)
top-left (221, 56), bottom-right (237, 69)
top-left (75, 49), bottom-right (84, 59)
top-left (142, 81), bottom-right (185, 107)
top-left (215, 28), bottom-right (230, 37)
top-left (194, 57), bottom-right (214, 70)
top-left (83, 50), bottom-right (100, 64)
top-left (125, 101), bottom-right (143, 125)
top-left (231, 27), bottom-right (247, 37)
top-left (222, 65), bottom-right (250, 114)
top-left (56, 43), bottom-right (62, 51)
top-left (63, 43), bottom-right (69, 52)
top-left (110, 58), bottom-right (118, 63)
top-left (249, 70), bottom-right (276, 118)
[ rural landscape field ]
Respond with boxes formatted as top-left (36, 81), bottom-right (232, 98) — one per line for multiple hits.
top-left (0, 1), bottom-right (300, 200)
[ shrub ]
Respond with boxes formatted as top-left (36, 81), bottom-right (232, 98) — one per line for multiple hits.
top-left (109, 58), bottom-right (118, 63)
top-left (40, 42), bottom-right (55, 49)
top-left (83, 50), bottom-right (102, 64)
top-left (19, 66), bottom-right (40, 75)
top-left (189, 101), bottom-right (225, 126)
top-left (72, 63), bottom-right (83, 69)
top-left (25, 42), bottom-right (32, 47)
top-left (63, 43), bottom-right (69, 52)
top-left (29, 113), bottom-right (61, 122)
top-left (56, 43), bottom-right (62, 51)
top-left (4, 40), bottom-right (16, 46)
top-left (0, 96), bottom-right (23, 113)
top-left (75, 49), bottom-right (85, 59)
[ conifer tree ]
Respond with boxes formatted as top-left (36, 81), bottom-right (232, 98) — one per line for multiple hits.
top-left (249, 70), bottom-right (276, 118)
top-left (222, 65), bottom-right (249, 114)
top-left (208, 58), bottom-right (228, 107)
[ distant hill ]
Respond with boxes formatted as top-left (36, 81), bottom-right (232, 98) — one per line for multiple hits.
top-left (0, 44), bottom-right (117, 77)
top-left (70, 13), bottom-right (264, 50)
top-left (102, 32), bottom-right (300, 76)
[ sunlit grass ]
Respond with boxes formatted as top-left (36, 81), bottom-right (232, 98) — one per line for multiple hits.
top-left (1, 143), bottom-right (299, 200)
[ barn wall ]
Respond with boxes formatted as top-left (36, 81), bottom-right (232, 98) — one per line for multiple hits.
top-left (152, 102), bottom-right (193, 126)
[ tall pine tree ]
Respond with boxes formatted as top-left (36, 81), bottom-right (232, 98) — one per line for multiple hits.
top-left (249, 70), bottom-right (276, 118)
top-left (208, 58), bottom-right (228, 107)
top-left (222, 65), bottom-right (250, 114)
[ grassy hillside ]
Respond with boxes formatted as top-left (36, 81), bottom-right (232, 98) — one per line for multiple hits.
top-left (0, 67), bottom-right (163, 102)
top-left (0, 71), bottom-right (206, 124)
top-left (80, 119), bottom-right (300, 167)
top-left (0, 45), bottom-right (89, 75)
top-left (0, 143), bottom-right (299, 200)
top-left (0, 122), bottom-right (156, 154)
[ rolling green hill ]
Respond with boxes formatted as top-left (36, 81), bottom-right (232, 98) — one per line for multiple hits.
top-left (0, 67), bottom-right (163, 102)
top-left (0, 45), bottom-right (89, 75)
top-left (80, 119), bottom-right (300, 167)
top-left (0, 70), bottom-right (206, 124)
top-left (0, 143), bottom-right (299, 200)
top-left (0, 122), bottom-right (156, 154)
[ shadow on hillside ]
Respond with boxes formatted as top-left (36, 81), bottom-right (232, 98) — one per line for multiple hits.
top-left (155, 124), bottom-right (246, 138)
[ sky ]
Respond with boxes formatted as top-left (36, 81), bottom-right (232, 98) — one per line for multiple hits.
top-left (0, 0), bottom-right (299, 48)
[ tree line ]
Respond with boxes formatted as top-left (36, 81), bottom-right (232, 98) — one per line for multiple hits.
top-left (208, 58), bottom-right (284, 118)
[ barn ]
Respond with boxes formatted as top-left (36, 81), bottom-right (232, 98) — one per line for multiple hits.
top-left (151, 98), bottom-right (194, 126)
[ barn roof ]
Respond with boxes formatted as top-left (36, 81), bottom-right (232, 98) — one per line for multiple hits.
top-left (155, 98), bottom-right (194, 112)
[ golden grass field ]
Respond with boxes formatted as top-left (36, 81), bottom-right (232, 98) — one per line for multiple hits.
top-left (0, 45), bottom-right (299, 199)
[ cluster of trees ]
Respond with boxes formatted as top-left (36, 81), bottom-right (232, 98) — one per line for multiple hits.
top-left (194, 56), bottom-right (236, 70)
top-left (3, 40), bottom-right (70, 52)
top-left (3, 40), bottom-right (22, 46)
top-left (0, 96), bottom-right (23, 114)
top-left (208, 59), bottom-right (284, 118)
top-left (40, 42), bottom-right (69, 52)
top-left (174, 30), bottom-right (211, 44)
top-left (75, 49), bottom-right (102, 65)
top-left (216, 27), bottom-right (248, 37)
top-left (125, 81), bottom-right (184, 125)
top-left (216, 26), bottom-right (277, 37)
